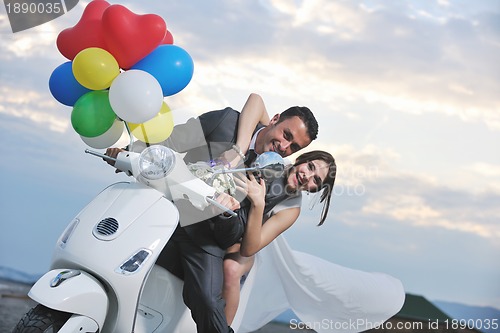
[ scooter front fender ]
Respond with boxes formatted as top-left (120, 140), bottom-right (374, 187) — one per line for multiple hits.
top-left (29, 269), bottom-right (108, 329)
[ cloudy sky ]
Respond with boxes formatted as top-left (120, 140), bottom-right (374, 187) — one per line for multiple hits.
top-left (1, 0), bottom-right (499, 311)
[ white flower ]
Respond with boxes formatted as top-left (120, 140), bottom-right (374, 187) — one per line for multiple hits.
top-left (188, 161), bottom-right (236, 195)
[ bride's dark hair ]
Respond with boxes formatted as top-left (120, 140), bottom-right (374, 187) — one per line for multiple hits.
top-left (293, 150), bottom-right (336, 226)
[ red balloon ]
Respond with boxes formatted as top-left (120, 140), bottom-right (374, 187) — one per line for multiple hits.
top-left (56, 0), bottom-right (110, 60)
top-left (102, 5), bottom-right (166, 69)
top-left (162, 30), bottom-right (174, 45)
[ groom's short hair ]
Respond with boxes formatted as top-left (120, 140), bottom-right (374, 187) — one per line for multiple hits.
top-left (279, 106), bottom-right (319, 141)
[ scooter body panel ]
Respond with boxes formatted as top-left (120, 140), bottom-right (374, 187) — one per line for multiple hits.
top-left (29, 269), bottom-right (107, 328)
top-left (134, 265), bottom-right (197, 333)
top-left (45, 181), bottom-right (180, 332)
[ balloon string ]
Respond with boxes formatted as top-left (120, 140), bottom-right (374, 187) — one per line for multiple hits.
top-left (140, 124), bottom-right (149, 144)
top-left (124, 121), bottom-right (134, 151)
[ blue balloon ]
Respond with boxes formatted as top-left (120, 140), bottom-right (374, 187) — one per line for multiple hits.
top-left (49, 61), bottom-right (91, 106)
top-left (132, 45), bottom-right (194, 97)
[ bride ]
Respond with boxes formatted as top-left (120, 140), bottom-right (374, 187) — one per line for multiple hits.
top-left (215, 94), bottom-right (405, 333)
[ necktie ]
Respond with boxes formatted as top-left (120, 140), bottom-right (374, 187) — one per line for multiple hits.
top-left (244, 149), bottom-right (257, 166)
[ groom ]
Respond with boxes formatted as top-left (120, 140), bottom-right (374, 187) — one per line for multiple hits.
top-left (106, 93), bottom-right (319, 333)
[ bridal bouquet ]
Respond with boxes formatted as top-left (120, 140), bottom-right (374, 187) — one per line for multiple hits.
top-left (187, 161), bottom-right (236, 195)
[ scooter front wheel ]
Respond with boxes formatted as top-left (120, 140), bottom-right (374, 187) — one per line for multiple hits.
top-left (12, 304), bottom-right (72, 333)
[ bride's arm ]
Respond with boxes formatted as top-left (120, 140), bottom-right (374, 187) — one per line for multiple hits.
top-left (240, 205), bottom-right (300, 257)
top-left (239, 174), bottom-right (300, 257)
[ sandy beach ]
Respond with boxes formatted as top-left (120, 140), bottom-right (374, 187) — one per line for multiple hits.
top-left (0, 278), bottom-right (299, 333)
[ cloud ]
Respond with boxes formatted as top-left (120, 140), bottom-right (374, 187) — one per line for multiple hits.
top-left (457, 162), bottom-right (500, 194)
top-left (361, 169), bottom-right (500, 239)
top-left (466, 162), bottom-right (500, 178)
top-left (276, 0), bottom-right (368, 38)
top-left (293, 141), bottom-right (400, 183)
top-left (362, 192), bottom-right (500, 239)
top-left (0, 23), bottom-right (58, 58)
top-left (1, 0), bottom-right (499, 236)
top-left (196, 0), bottom-right (500, 129)
top-left (292, 142), bottom-right (500, 240)
top-left (0, 86), bottom-right (69, 133)
top-left (3, 0), bottom-right (499, 137)
top-left (437, 0), bottom-right (451, 7)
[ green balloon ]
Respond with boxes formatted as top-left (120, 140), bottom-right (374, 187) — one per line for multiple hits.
top-left (71, 90), bottom-right (116, 137)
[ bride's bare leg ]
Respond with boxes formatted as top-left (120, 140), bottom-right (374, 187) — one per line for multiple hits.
top-left (223, 251), bottom-right (255, 325)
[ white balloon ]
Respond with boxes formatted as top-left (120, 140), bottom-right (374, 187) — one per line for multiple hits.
top-left (80, 119), bottom-right (125, 149)
top-left (109, 69), bottom-right (164, 124)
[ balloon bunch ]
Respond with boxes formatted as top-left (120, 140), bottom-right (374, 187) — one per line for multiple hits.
top-left (49, 0), bottom-right (193, 148)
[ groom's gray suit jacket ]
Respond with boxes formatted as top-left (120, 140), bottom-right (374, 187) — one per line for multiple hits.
top-left (163, 107), bottom-right (244, 257)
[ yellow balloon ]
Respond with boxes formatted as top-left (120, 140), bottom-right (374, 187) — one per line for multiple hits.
top-left (128, 102), bottom-right (174, 143)
top-left (73, 47), bottom-right (120, 90)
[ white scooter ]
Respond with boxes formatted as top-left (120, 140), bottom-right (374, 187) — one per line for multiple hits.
top-left (13, 144), bottom-right (283, 333)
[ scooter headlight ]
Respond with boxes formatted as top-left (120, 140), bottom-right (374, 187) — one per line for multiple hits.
top-left (138, 145), bottom-right (175, 180)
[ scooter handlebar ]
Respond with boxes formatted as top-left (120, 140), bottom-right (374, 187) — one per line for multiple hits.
top-left (85, 149), bottom-right (117, 162)
top-left (86, 147), bottom-right (237, 217)
top-left (86, 149), bottom-right (137, 176)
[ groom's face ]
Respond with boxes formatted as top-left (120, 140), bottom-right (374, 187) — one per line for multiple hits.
top-left (255, 115), bottom-right (311, 157)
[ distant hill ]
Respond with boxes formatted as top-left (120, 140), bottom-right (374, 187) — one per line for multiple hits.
top-left (0, 266), bottom-right (40, 285)
top-left (434, 300), bottom-right (500, 333)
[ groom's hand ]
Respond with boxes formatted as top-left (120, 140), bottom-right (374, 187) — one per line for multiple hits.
top-left (213, 192), bottom-right (241, 216)
top-left (104, 148), bottom-right (125, 173)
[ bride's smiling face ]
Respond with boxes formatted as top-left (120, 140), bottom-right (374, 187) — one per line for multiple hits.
top-left (286, 159), bottom-right (329, 193)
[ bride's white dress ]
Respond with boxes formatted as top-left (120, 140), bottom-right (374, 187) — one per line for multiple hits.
top-left (230, 195), bottom-right (405, 333)
top-left (230, 235), bottom-right (405, 333)
top-left (170, 170), bottom-right (405, 333)
top-left (163, 228), bottom-right (405, 333)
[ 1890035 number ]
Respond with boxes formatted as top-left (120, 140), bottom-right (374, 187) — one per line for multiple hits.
top-left (6, 2), bottom-right (62, 14)
top-left (445, 318), bottom-right (498, 330)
